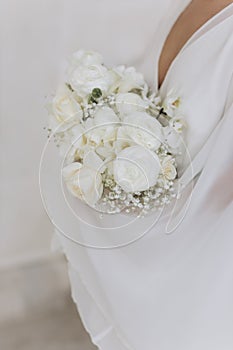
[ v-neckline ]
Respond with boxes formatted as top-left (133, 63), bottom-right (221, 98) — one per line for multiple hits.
top-left (156, 1), bottom-right (233, 91)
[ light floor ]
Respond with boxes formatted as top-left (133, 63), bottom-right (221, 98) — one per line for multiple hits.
top-left (0, 255), bottom-right (97, 350)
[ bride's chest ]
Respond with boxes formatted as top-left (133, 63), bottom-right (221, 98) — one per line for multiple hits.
top-left (158, 2), bottom-right (215, 90)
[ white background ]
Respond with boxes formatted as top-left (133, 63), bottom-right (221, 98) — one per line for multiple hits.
top-left (0, 0), bottom-right (167, 267)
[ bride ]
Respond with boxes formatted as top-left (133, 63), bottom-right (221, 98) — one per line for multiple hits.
top-left (55, 0), bottom-right (233, 349)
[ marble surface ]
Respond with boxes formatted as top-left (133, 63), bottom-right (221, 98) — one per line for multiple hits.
top-left (0, 255), bottom-right (97, 350)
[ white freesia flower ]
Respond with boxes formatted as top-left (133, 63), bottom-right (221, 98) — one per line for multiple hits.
top-left (115, 93), bottom-right (148, 117)
top-left (169, 116), bottom-right (186, 133)
top-left (48, 84), bottom-right (82, 132)
top-left (161, 156), bottom-right (177, 180)
top-left (85, 107), bottom-right (119, 147)
top-left (120, 111), bottom-right (164, 151)
top-left (62, 151), bottom-right (105, 206)
top-left (113, 145), bottom-right (161, 192)
top-left (113, 65), bottom-right (145, 93)
top-left (162, 89), bottom-right (181, 117)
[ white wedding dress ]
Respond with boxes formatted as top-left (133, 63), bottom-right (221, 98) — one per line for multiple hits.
top-left (54, 1), bottom-right (233, 349)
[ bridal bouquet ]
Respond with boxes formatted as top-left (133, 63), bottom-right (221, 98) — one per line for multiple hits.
top-left (47, 50), bottom-right (186, 216)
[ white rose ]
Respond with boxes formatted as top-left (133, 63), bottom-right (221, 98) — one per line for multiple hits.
top-left (85, 107), bottom-right (119, 147)
top-left (113, 145), bottom-right (161, 192)
top-left (68, 63), bottom-right (114, 97)
top-left (120, 111), bottom-right (164, 151)
top-left (115, 93), bottom-right (148, 117)
top-left (161, 156), bottom-right (177, 180)
top-left (62, 151), bottom-right (105, 206)
top-left (48, 84), bottom-right (82, 132)
top-left (113, 65), bottom-right (145, 93)
top-left (69, 50), bottom-right (103, 67)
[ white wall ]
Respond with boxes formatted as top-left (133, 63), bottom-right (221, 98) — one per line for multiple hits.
top-left (0, 0), bottom-right (168, 267)
top-left (0, 0), bottom-right (63, 266)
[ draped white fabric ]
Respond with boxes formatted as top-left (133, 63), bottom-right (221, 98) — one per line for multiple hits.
top-left (55, 1), bottom-right (233, 349)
